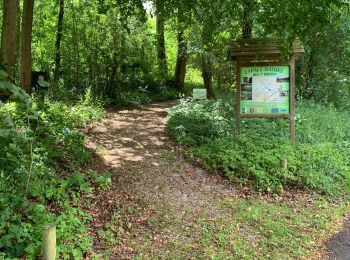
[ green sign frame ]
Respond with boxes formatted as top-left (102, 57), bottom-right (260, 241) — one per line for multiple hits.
top-left (235, 58), bottom-right (297, 144)
top-left (240, 66), bottom-right (290, 115)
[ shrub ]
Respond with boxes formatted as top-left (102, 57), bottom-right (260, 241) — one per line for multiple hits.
top-left (0, 73), bottom-right (104, 258)
top-left (167, 100), bottom-right (234, 146)
top-left (167, 98), bottom-right (350, 195)
top-left (114, 87), bottom-right (178, 107)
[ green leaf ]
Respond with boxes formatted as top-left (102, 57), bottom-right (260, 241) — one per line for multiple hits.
top-left (0, 129), bottom-right (11, 137)
top-left (0, 70), bottom-right (9, 79)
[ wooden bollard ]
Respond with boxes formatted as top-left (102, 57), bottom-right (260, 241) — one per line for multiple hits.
top-left (280, 159), bottom-right (288, 169)
top-left (43, 226), bottom-right (56, 260)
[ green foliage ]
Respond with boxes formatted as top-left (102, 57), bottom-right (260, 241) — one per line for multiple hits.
top-left (0, 76), bottom-right (104, 258)
top-left (21, 0), bottom-right (350, 110)
top-left (67, 172), bottom-right (93, 194)
top-left (167, 98), bottom-right (350, 195)
top-left (114, 88), bottom-right (179, 107)
top-left (96, 172), bottom-right (112, 191)
top-left (39, 0), bottom-right (157, 98)
top-left (97, 207), bottom-right (134, 249)
top-left (167, 99), bottom-right (234, 146)
top-left (41, 89), bottom-right (104, 128)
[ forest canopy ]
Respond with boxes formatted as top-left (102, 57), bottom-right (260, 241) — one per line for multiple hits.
top-left (0, 0), bottom-right (349, 106)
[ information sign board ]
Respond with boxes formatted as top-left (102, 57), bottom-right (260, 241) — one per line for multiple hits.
top-left (193, 89), bottom-right (207, 100)
top-left (240, 66), bottom-right (290, 115)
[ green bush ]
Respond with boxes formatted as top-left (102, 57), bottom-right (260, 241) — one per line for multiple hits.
top-left (0, 73), bottom-right (104, 258)
top-left (167, 99), bottom-right (350, 195)
top-left (167, 100), bottom-right (234, 146)
top-left (114, 87), bottom-right (179, 108)
top-left (296, 101), bottom-right (350, 143)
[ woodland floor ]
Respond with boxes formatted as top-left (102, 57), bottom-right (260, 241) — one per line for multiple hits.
top-left (82, 100), bottom-right (349, 259)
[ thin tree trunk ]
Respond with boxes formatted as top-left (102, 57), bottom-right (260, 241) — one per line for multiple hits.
top-left (201, 26), bottom-right (215, 99)
top-left (202, 56), bottom-right (215, 99)
top-left (173, 11), bottom-right (187, 91)
top-left (305, 49), bottom-right (314, 99)
top-left (1, 0), bottom-right (19, 76)
top-left (20, 0), bottom-right (34, 91)
top-left (71, 2), bottom-right (80, 90)
top-left (15, 1), bottom-right (22, 79)
top-left (54, 0), bottom-right (64, 82)
top-left (155, 0), bottom-right (167, 80)
top-left (242, 0), bottom-right (254, 39)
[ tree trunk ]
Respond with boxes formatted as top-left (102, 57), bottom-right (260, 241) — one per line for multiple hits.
top-left (202, 56), bottom-right (215, 99)
top-left (155, 0), bottom-right (167, 80)
top-left (1, 0), bottom-right (19, 76)
top-left (20, 0), bottom-right (34, 91)
top-left (173, 11), bottom-right (187, 91)
top-left (242, 0), bottom-right (254, 39)
top-left (15, 1), bottom-right (22, 78)
top-left (71, 2), bottom-right (81, 90)
top-left (305, 49), bottom-right (314, 99)
top-left (201, 27), bottom-right (215, 99)
top-left (174, 29), bottom-right (187, 91)
top-left (54, 0), bottom-right (64, 82)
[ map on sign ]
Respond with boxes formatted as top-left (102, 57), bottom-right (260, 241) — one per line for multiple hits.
top-left (240, 66), bottom-right (290, 115)
top-left (253, 76), bottom-right (287, 102)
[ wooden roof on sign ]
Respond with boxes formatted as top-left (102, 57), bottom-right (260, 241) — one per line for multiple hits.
top-left (230, 38), bottom-right (304, 61)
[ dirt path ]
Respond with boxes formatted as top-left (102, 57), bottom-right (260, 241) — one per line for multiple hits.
top-left (326, 218), bottom-right (350, 260)
top-left (83, 101), bottom-right (235, 258)
top-left (83, 101), bottom-right (349, 259)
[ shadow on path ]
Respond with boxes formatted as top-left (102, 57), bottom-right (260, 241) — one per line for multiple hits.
top-left (327, 218), bottom-right (350, 260)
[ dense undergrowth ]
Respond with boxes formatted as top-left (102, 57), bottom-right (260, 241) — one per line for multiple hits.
top-left (0, 71), bottom-right (106, 258)
top-left (48, 80), bottom-right (179, 109)
top-left (167, 98), bottom-right (350, 195)
top-left (113, 87), bottom-right (179, 108)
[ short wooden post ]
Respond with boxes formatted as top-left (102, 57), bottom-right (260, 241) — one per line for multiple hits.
top-left (43, 225), bottom-right (56, 260)
top-left (280, 159), bottom-right (288, 169)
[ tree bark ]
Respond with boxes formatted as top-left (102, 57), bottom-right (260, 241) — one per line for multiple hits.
top-left (173, 27), bottom-right (187, 90)
top-left (20, 0), bottom-right (34, 91)
top-left (173, 5), bottom-right (187, 91)
top-left (242, 0), bottom-right (254, 39)
top-left (71, 2), bottom-right (81, 90)
top-left (155, 0), bottom-right (167, 80)
top-left (201, 26), bottom-right (215, 99)
top-left (15, 1), bottom-right (22, 78)
top-left (305, 49), bottom-right (314, 99)
top-left (1, 0), bottom-right (19, 76)
top-left (54, 0), bottom-right (65, 82)
top-left (202, 56), bottom-right (215, 99)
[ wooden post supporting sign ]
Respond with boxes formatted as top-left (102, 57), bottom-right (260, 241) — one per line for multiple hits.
top-left (236, 61), bottom-right (241, 133)
top-left (289, 54), bottom-right (296, 144)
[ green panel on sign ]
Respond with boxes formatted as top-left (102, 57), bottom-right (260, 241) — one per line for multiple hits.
top-left (240, 66), bottom-right (290, 115)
